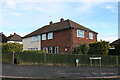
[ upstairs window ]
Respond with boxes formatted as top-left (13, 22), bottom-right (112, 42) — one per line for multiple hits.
top-left (31, 35), bottom-right (40, 42)
top-left (48, 32), bottom-right (53, 40)
top-left (31, 36), bottom-right (35, 42)
top-left (89, 32), bottom-right (93, 39)
top-left (77, 30), bottom-right (84, 38)
top-left (36, 35), bottom-right (40, 41)
top-left (42, 34), bottom-right (46, 40)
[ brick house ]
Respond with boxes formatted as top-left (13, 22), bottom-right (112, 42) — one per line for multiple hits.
top-left (22, 18), bottom-right (98, 53)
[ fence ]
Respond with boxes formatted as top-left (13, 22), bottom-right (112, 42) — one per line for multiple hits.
top-left (16, 53), bottom-right (119, 66)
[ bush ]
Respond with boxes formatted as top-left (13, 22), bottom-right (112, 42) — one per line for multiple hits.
top-left (72, 43), bottom-right (89, 54)
top-left (72, 45), bottom-right (81, 54)
top-left (80, 43), bottom-right (89, 54)
top-left (22, 50), bottom-right (47, 54)
top-left (89, 41), bottom-right (110, 55)
top-left (2, 43), bottom-right (23, 54)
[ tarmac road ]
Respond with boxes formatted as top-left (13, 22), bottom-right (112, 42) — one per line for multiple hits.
top-left (2, 63), bottom-right (120, 80)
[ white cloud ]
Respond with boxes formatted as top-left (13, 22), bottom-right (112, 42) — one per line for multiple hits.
top-left (17, 2), bottom-right (66, 15)
top-left (98, 34), bottom-right (118, 43)
top-left (8, 12), bottom-right (21, 16)
top-left (105, 5), bottom-right (117, 13)
top-left (77, 2), bottom-right (102, 13)
top-left (6, 0), bottom-right (16, 9)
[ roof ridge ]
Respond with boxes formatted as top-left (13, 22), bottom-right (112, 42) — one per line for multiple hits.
top-left (67, 19), bottom-right (72, 27)
top-left (67, 19), bottom-right (98, 33)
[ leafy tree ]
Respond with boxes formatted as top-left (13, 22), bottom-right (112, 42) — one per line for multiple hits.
top-left (2, 43), bottom-right (23, 53)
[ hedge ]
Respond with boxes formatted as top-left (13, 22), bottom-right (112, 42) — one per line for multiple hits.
top-left (89, 41), bottom-right (109, 55)
top-left (2, 53), bottom-right (13, 63)
top-left (17, 53), bottom-right (119, 66)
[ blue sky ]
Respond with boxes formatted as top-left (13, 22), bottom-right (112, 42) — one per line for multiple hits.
top-left (0, 0), bottom-right (119, 42)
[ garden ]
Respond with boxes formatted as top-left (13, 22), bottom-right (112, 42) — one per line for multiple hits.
top-left (2, 41), bottom-right (120, 67)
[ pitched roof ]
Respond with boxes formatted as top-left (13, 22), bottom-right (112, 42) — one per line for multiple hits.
top-left (110, 38), bottom-right (120, 45)
top-left (23, 19), bottom-right (98, 38)
top-left (7, 33), bottom-right (22, 41)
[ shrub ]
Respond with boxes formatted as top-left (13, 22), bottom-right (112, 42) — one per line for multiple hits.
top-left (80, 43), bottom-right (89, 54)
top-left (72, 43), bottom-right (89, 54)
top-left (89, 41), bottom-right (110, 55)
top-left (22, 50), bottom-right (47, 54)
top-left (2, 43), bottom-right (23, 54)
top-left (72, 45), bottom-right (81, 54)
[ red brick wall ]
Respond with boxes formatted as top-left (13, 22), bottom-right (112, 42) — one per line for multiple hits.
top-left (41, 29), bottom-right (97, 53)
top-left (41, 29), bottom-right (73, 53)
top-left (72, 29), bottom-right (97, 47)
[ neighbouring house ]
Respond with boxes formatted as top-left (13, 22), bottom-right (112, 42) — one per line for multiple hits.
top-left (0, 32), bottom-right (7, 43)
top-left (110, 38), bottom-right (120, 55)
top-left (22, 18), bottom-right (98, 53)
top-left (110, 38), bottom-right (120, 46)
top-left (7, 33), bottom-right (22, 44)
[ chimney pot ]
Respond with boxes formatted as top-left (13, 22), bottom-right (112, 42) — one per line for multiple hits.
top-left (60, 18), bottom-right (64, 22)
top-left (50, 21), bottom-right (53, 25)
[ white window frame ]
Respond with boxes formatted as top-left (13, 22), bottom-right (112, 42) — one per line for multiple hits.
top-left (43, 47), bottom-right (48, 53)
top-left (31, 36), bottom-right (35, 42)
top-left (48, 32), bottom-right (53, 40)
top-left (42, 34), bottom-right (46, 40)
top-left (77, 30), bottom-right (84, 38)
top-left (48, 47), bottom-right (53, 53)
top-left (55, 46), bottom-right (59, 54)
top-left (36, 35), bottom-right (40, 41)
top-left (89, 32), bottom-right (93, 39)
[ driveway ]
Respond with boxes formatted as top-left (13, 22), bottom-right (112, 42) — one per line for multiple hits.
top-left (2, 63), bottom-right (120, 79)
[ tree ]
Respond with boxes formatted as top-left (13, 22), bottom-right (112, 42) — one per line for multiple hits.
top-left (2, 43), bottom-right (23, 54)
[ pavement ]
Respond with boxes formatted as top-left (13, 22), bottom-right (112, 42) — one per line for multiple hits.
top-left (1, 63), bottom-right (120, 80)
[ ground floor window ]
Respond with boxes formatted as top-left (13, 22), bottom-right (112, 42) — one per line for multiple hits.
top-left (43, 47), bottom-right (48, 52)
top-left (54, 46), bottom-right (59, 54)
top-left (43, 46), bottom-right (59, 54)
top-left (48, 47), bottom-right (53, 53)
top-left (28, 48), bottom-right (38, 50)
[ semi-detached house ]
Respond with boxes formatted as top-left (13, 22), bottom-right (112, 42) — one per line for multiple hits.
top-left (22, 18), bottom-right (98, 54)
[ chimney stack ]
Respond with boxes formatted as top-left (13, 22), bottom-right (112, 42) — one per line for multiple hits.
top-left (60, 18), bottom-right (64, 22)
top-left (49, 21), bottom-right (53, 25)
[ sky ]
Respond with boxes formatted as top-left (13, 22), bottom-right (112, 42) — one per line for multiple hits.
top-left (0, 0), bottom-right (119, 43)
